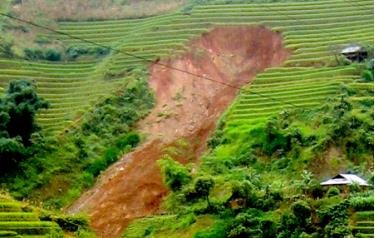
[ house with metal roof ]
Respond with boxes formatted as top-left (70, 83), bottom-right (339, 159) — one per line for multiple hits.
top-left (320, 174), bottom-right (369, 186)
top-left (340, 44), bottom-right (368, 62)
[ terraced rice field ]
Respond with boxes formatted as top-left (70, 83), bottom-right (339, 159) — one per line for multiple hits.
top-left (226, 65), bottom-right (361, 133)
top-left (0, 59), bottom-right (130, 134)
top-left (351, 210), bottom-right (374, 238)
top-left (0, 0), bottom-right (373, 135)
top-left (0, 197), bottom-right (59, 237)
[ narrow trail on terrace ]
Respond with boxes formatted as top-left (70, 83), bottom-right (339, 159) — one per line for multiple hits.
top-left (67, 26), bottom-right (290, 238)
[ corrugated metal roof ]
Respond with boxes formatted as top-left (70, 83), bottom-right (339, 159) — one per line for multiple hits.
top-left (341, 45), bottom-right (362, 54)
top-left (320, 174), bottom-right (369, 186)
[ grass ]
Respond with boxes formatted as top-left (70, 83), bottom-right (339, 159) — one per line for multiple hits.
top-left (122, 215), bottom-right (214, 238)
top-left (351, 210), bottom-right (374, 237)
top-left (0, 0), bottom-right (372, 230)
top-left (0, 198), bottom-right (59, 236)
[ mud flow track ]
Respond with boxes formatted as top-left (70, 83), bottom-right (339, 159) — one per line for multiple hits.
top-left (67, 26), bottom-right (290, 238)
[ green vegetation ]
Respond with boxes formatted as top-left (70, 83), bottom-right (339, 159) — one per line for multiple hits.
top-left (0, 191), bottom-right (95, 237)
top-left (1, 70), bottom-right (154, 208)
top-left (0, 80), bottom-right (48, 172)
top-left (11, 0), bottom-right (186, 21)
top-left (0, 0), bottom-right (372, 136)
top-left (123, 61), bottom-right (373, 237)
top-left (0, 0), bottom-right (373, 236)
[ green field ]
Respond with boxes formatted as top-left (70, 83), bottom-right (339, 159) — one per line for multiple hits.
top-left (0, 196), bottom-right (59, 237)
top-left (0, 0), bottom-right (373, 137)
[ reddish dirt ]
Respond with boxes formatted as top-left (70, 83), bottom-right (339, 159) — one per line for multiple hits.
top-left (67, 26), bottom-right (290, 238)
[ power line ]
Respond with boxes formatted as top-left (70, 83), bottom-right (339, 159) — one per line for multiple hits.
top-left (0, 12), bottom-right (299, 107)
top-left (1, 0), bottom-right (367, 106)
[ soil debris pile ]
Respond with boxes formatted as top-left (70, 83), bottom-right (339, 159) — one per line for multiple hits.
top-left (67, 26), bottom-right (290, 238)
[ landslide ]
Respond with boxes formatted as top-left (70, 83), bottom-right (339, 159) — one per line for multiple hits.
top-left (67, 26), bottom-right (290, 238)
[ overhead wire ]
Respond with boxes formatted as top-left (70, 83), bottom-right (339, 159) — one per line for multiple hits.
top-left (1, 0), bottom-right (369, 108)
top-left (0, 12), bottom-right (299, 107)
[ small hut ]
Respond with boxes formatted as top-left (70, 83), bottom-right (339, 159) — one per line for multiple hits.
top-left (340, 44), bottom-right (368, 62)
top-left (320, 174), bottom-right (369, 191)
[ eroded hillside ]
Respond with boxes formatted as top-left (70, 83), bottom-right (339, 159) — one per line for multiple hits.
top-left (67, 26), bottom-right (290, 237)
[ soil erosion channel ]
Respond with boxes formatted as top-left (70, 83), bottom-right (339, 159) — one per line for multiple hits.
top-left (68, 26), bottom-right (290, 237)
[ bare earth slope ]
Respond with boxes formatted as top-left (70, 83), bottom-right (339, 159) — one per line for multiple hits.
top-left (67, 26), bottom-right (290, 238)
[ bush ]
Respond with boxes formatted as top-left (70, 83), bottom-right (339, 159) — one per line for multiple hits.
top-left (24, 48), bottom-right (61, 61)
top-left (158, 158), bottom-right (191, 191)
top-left (54, 215), bottom-right (89, 232)
top-left (34, 35), bottom-right (51, 45)
top-left (324, 224), bottom-right (351, 238)
top-left (0, 80), bottom-right (48, 172)
top-left (115, 132), bottom-right (140, 149)
top-left (195, 176), bottom-right (214, 201)
top-left (228, 213), bottom-right (262, 238)
top-left (193, 221), bottom-right (227, 238)
top-left (292, 200), bottom-right (311, 221)
top-left (86, 158), bottom-right (107, 177)
top-left (103, 147), bottom-right (120, 165)
top-left (309, 183), bottom-right (324, 199)
top-left (66, 46), bottom-right (89, 59)
top-left (66, 46), bottom-right (110, 60)
top-left (45, 48), bottom-right (61, 61)
top-left (349, 196), bottom-right (374, 211)
top-left (24, 48), bottom-right (44, 60)
top-left (0, 36), bottom-right (14, 58)
top-left (326, 187), bottom-right (340, 197)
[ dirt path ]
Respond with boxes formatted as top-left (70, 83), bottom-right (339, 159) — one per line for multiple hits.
top-left (67, 26), bottom-right (290, 238)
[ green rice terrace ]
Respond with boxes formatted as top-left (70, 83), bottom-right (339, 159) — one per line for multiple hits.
top-left (0, 192), bottom-right (94, 237)
top-left (0, 0), bottom-right (373, 237)
top-left (0, 0), bottom-right (373, 135)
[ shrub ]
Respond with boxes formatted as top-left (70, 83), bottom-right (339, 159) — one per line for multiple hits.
top-left (34, 35), bottom-right (51, 44)
top-left (103, 147), bottom-right (120, 165)
top-left (24, 47), bottom-right (44, 60)
top-left (349, 196), bottom-right (374, 211)
top-left (228, 213), bottom-right (262, 238)
top-left (115, 132), bottom-right (140, 149)
top-left (0, 36), bottom-right (14, 58)
top-left (66, 46), bottom-right (89, 59)
top-left (292, 201), bottom-right (311, 222)
top-left (158, 158), bottom-right (191, 191)
top-left (173, 213), bottom-right (196, 229)
top-left (193, 221), bottom-right (227, 238)
top-left (86, 158), bottom-right (107, 177)
top-left (0, 80), bottom-right (48, 172)
top-left (45, 48), bottom-right (61, 61)
top-left (54, 215), bottom-right (89, 232)
top-left (317, 201), bottom-right (350, 237)
top-left (324, 224), bottom-right (351, 238)
top-left (24, 48), bottom-right (62, 61)
top-left (261, 219), bottom-right (277, 238)
top-left (194, 176), bottom-right (215, 205)
top-left (66, 46), bottom-right (110, 60)
top-left (326, 187), bottom-right (340, 197)
top-left (309, 183), bottom-right (324, 199)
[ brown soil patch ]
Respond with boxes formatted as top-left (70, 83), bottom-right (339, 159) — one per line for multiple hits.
top-left (67, 26), bottom-right (290, 238)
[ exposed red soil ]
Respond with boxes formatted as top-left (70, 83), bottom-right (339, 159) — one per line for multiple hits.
top-left (67, 26), bottom-right (290, 238)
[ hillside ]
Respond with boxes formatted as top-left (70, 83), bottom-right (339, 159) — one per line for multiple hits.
top-left (0, 0), bottom-right (373, 237)
top-left (0, 191), bottom-right (95, 237)
top-left (0, 0), bottom-right (373, 135)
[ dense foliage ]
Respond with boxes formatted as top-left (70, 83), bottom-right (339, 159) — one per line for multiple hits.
top-left (124, 61), bottom-right (374, 238)
top-left (0, 80), bottom-right (48, 172)
top-left (1, 70), bottom-right (154, 208)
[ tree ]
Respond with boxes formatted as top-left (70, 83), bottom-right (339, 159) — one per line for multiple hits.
top-left (194, 176), bottom-right (214, 207)
top-left (0, 80), bottom-right (48, 171)
top-left (0, 36), bottom-right (14, 58)
top-left (158, 157), bottom-right (191, 191)
top-left (3, 80), bottom-right (49, 145)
